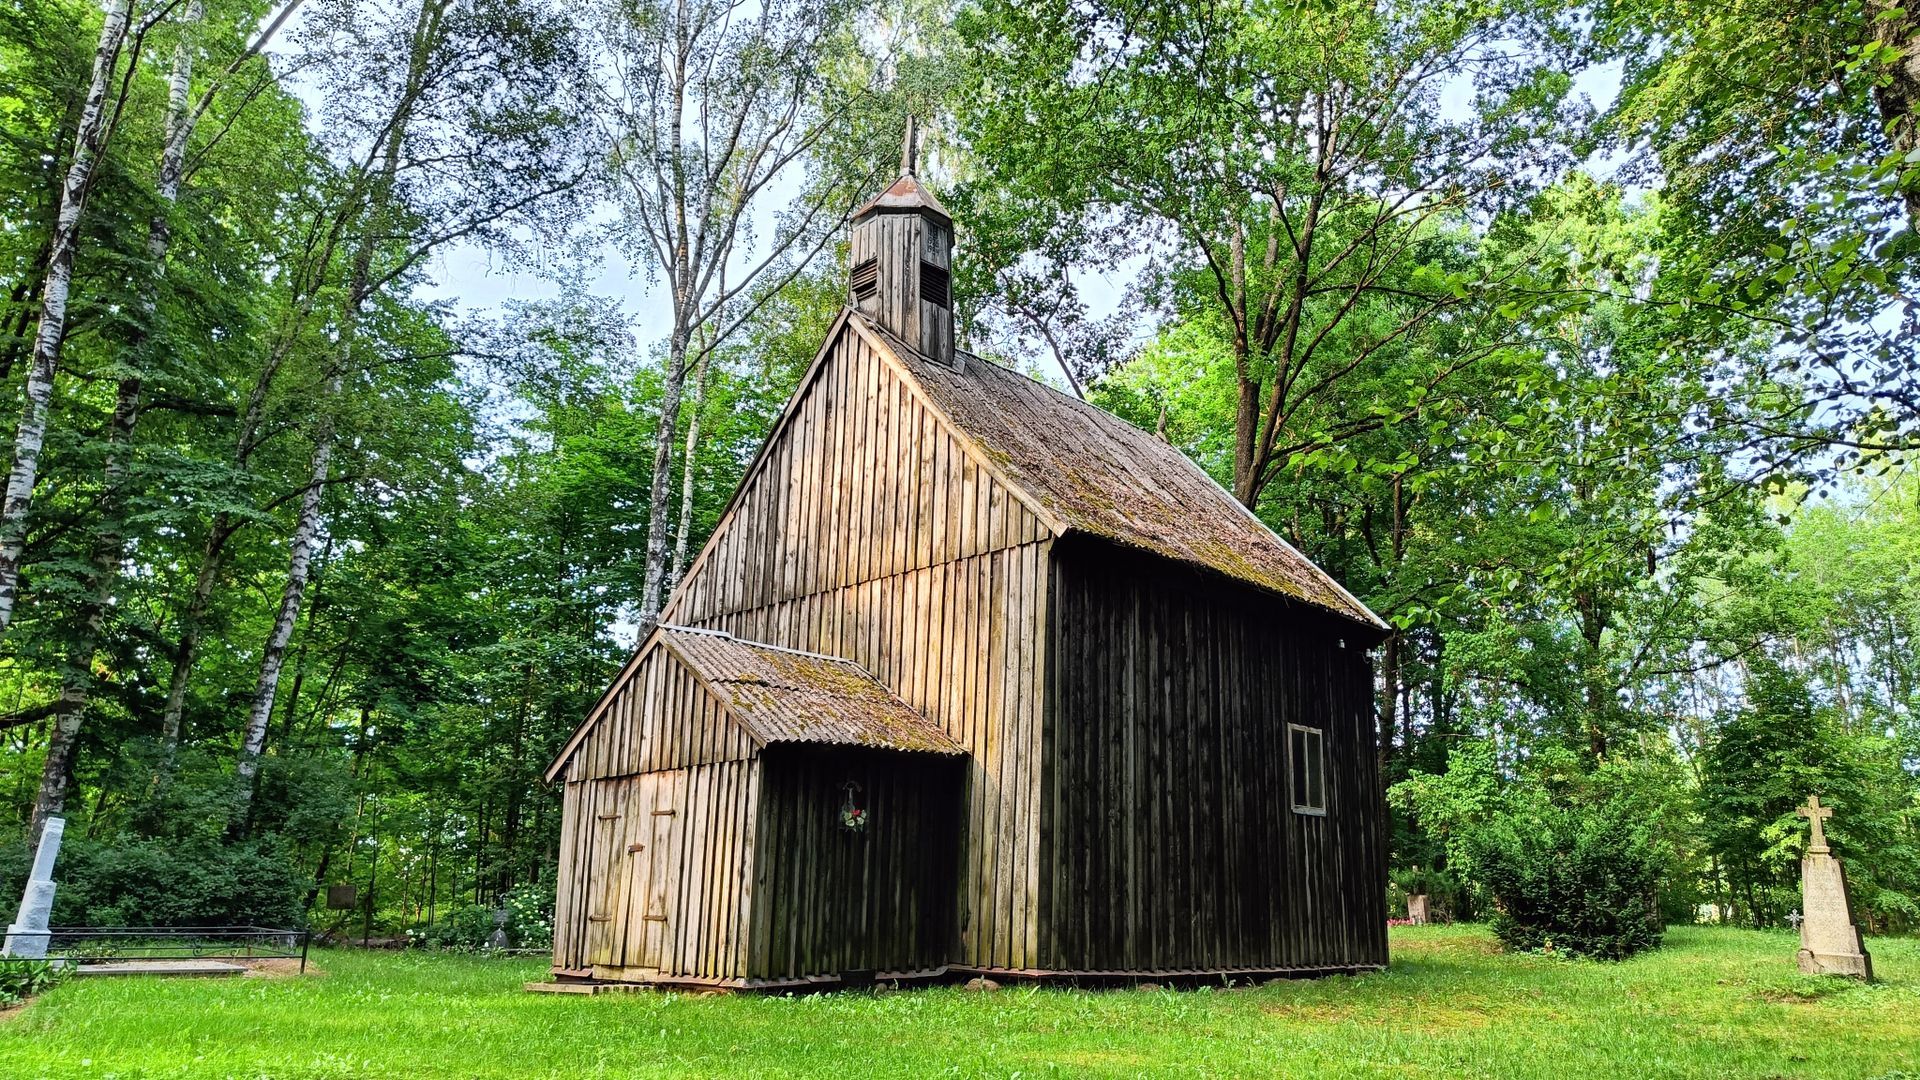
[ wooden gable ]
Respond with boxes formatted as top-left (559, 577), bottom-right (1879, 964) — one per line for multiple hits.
top-left (664, 312), bottom-right (1054, 627)
top-left (560, 637), bottom-right (755, 783)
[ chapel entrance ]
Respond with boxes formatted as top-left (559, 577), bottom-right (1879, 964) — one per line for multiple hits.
top-left (582, 770), bottom-right (684, 974)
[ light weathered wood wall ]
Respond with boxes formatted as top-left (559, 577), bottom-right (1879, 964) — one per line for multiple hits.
top-left (746, 746), bottom-right (964, 980)
top-left (1041, 538), bottom-right (1387, 973)
top-left (552, 647), bottom-right (762, 982)
top-left (849, 211), bottom-right (950, 362)
top-left (665, 328), bottom-right (1052, 971)
top-left (563, 646), bottom-right (755, 783)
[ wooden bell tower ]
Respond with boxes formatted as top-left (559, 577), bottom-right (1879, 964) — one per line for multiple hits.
top-left (849, 117), bottom-right (954, 366)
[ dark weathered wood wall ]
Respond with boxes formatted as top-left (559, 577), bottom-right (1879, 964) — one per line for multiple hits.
top-left (746, 746), bottom-right (963, 980)
top-left (552, 647), bottom-right (760, 982)
top-left (1040, 538), bottom-right (1387, 973)
top-left (664, 323), bottom-right (1052, 971)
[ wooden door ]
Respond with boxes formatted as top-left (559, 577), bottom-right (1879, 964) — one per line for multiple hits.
top-left (626, 770), bottom-right (682, 973)
top-left (583, 779), bottom-right (627, 969)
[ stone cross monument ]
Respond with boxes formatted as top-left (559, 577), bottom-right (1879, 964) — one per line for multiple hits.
top-left (4, 816), bottom-right (65, 960)
top-left (1794, 795), bottom-right (1872, 979)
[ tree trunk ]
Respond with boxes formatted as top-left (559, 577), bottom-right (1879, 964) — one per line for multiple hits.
top-left (232, 396), bottom-right (336, 829)
top-left (1379, 631), bottom-right (1400, 771)
top-left (0, 0), bottom-right (132, 635)
top-left (32, 0), bottom-right (203, 834)
top-left (636, 326), bottom-right (692, 632)
top-left (1870, 1), bottom-right (1920, 224)
top-left (229, 0), bottom-right (438, 822)
top-left (668, 349), bottom-right (712, 583)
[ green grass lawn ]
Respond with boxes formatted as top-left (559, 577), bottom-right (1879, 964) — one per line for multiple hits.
top-left (1, 925), bottom-right (1915, 1078)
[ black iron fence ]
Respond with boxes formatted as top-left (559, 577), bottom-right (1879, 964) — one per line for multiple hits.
top-left (33, 926), bottom-right (309, 973)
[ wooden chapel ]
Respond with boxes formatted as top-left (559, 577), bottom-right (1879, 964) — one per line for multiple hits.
top-left (542, 130), bottom-right (1391, 990)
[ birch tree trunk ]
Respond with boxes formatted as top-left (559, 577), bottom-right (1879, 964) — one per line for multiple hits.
top-left (636, 326), bottom-right (690, 632)
top-left (601, 0), bottom-right (870, 631)
top-left (667, 349), bottom-right (711, 584)
top-left (0, 0), bottom-right (133, 635)
top-left (232, 401), bottom-right (335, 821)
top-left (230, 0), bottom-right (444, 826)
top-left (32, 0), bottom-right (207, 834)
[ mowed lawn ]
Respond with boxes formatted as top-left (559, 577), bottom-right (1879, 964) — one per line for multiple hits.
top-left (2, 925), bottom-right (1916, 1079)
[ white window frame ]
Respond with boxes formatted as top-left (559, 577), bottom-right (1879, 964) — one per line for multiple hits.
top-left (1288, 723), bottom-right (1327, 816)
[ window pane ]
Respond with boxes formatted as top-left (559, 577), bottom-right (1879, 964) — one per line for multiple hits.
top-left (1291, 728), bottom-right (1307, 806)
top-left (1307, 731), bottom-right (1324, 810)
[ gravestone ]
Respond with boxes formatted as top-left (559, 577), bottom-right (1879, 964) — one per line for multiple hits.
top-left (488, 907), bottom-right (510, 950)
top-left (1794, 795), bottom-right (1872, 980)
top-left (1406, 894), bottom-right (1431, 925)
top-left (5, 816), bottom-right (65, 959)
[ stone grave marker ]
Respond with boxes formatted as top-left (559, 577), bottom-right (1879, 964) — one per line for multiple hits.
top-left (1794, 795), bottom-right (1872, 980)
top-left (5, 816), bottom-right (65, 959)
top-left (1406, 894), bottom-right (1431, 925)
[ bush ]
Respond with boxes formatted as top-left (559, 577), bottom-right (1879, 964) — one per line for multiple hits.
top-left (1392, 740), bottom-right (1674, 960)
top-left (0, 835), bottom-right (306, 928)
top-left (413, 903), bottom-right (500, 950)
top-left (1469, 795), bottom-right (1667, 960)
top-left (411, 881), bottom-right (553, 951)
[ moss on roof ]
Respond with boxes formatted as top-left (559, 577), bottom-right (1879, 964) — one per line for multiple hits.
top-left (854, 315), bottom-right (1385, 630)
top-left (661, 628), bottom-right (965, 755)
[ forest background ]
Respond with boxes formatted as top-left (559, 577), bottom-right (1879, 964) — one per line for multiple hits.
top-left (1, 0), bottom-right (1917, 943)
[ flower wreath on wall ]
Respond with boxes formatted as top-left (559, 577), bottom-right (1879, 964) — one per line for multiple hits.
top-left (840, 780), bottom-right (867, 833)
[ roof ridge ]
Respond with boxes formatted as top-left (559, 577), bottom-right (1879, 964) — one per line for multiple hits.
top-left (656, 623), bottom-right (875, 672)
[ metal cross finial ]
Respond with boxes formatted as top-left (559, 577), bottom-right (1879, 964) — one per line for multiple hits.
top-left (901, 115), bottom-right (919, 177)
top-left (1798, 794), bottom-right (1834, 853)
top-left (1787, 910), bottom-right (1803, 930)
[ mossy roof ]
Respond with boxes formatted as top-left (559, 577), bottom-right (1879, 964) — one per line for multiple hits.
top-left (660, 627), bottom-right (966, 755)
top-left (854, 314), bottom-right (1385, 631)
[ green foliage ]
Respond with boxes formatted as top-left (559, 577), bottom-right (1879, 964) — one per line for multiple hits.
top-left (409, 882), bottom-right (553, 950)
top-left (1697, 662), bottom-right (1920, 929)
top-left (0, 959), bottom-right (67, 1006)
top-left (1470, 793), bottom-right (1668, 960)
top-left (0, 833), bottom-right (304, 928)
top-left (1394, 742), bottom-right (1678, 959)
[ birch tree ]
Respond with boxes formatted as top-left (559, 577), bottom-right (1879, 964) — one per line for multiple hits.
top-left (593, 0), bottom-right (885, 631)
top-left (0, 0), bottom-right (137, 643)
top-left (30, 0), bottom-right (307, 851)
top-left (223, 0), bottom-right (587, 824)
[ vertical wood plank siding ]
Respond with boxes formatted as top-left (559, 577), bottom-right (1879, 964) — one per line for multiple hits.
top-left (1042, 538), bottom-right (1387, 973)
top-left (552, 646), bottom-right (761, 982)
top-left (746, 747), bottom-right (963, 980)
top-left (848, 211), bottom-right (951, 363)
top-left (553, 761), bottom-right (760, 982)
top-left (564, 648), bottom-right (755, 782)
top-left (662, 331), bottom-right (1051, 971)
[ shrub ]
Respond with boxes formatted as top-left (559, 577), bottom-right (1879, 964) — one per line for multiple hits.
top-left (1393, 740), bottom-right (1674, 960)
top-left (0, 835), bottom-right (306, 928)
top-left (502, 881), bottom-right (554, 949)
top-left (1469, 795), bottom-right (1667, 960)
top-left (412, 881), bottom-right (554, 951)
top-left (414, 903), bottom-right (500, 950)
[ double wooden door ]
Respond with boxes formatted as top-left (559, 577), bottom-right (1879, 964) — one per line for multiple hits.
top-left (585, 770), bottom-right (682, 975)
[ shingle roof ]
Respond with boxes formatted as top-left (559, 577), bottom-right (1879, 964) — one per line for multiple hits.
top-left (853, 315), bottom-right (1386, 631)
top-left (853, 173), bottom-right (951, 225)
top-left (659, 627), bottom-right (966, 755)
